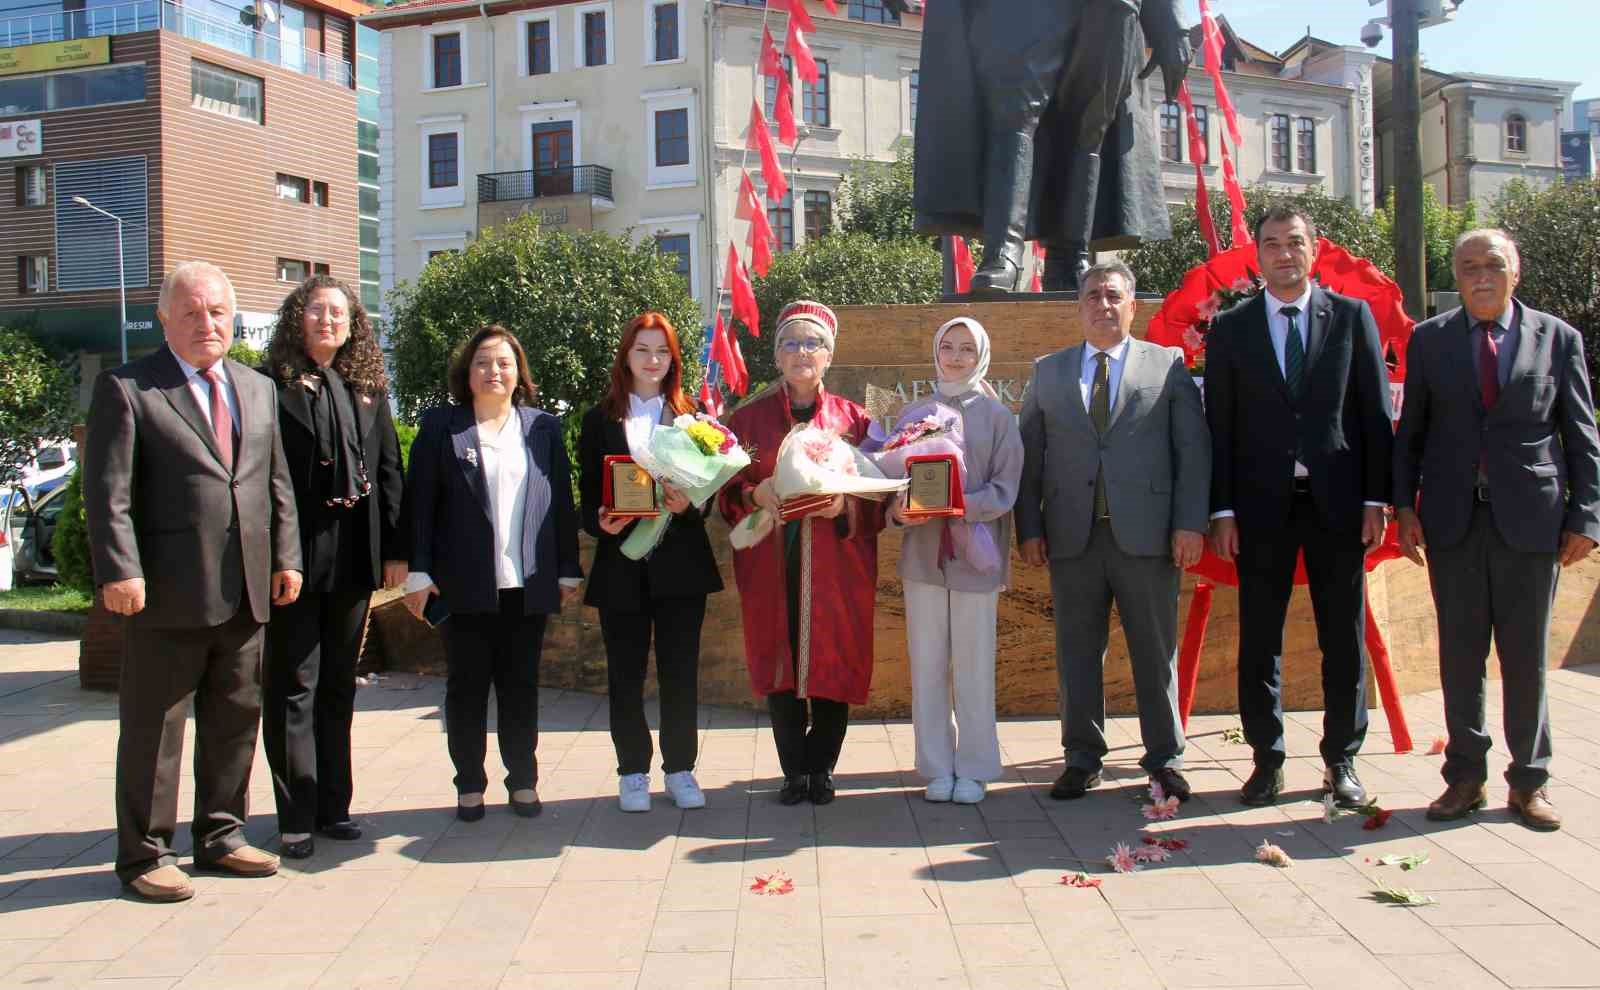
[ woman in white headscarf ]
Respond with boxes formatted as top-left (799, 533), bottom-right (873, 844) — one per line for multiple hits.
top-left (889, 317), bottom-right (1024, 804)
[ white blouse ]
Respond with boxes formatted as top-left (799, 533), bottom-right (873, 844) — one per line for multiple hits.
top-left (478, 411), bottom-right (530, 590)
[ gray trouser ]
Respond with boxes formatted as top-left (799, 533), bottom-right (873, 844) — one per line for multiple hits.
top-left (1427, 502), bottom-right (1559, 791)
top-left (1049, 520), bottom-right (1185, 773)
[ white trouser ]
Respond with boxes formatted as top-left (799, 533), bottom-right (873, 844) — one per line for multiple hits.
top-left (904, 580), bottom-right (1002, 782)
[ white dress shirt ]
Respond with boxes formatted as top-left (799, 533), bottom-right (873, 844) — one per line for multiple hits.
top-left (624, 392), bottom-right (665, 459)
top-left (171, 352), bottom-right (241, 434)
top-left (1079, 337), bottom-right (1130, 415)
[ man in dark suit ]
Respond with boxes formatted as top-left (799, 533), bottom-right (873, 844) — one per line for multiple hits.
top-left (1395, 228), bottom-right (1600, 831)
top-left (85, 261), bottom-right (302, 901)
top-left (1205, 207), bottom-right (1394, 808)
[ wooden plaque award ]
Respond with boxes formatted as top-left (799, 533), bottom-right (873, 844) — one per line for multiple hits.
top-left (602, 455), bottom-right (661, 519)
top-left (902, 454), bottom-right (965, 519)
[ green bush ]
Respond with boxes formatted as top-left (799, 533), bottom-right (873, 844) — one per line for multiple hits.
top-left (836, 145), bottom-right (920, 244)
top-left (1493, 177), bottom-right (1600, 384)
top-left (386, 214), bottom-right (702, 422)
top-left (394, 420), bottom-right (419, 473)
top-left (0, 324), bottom-right (77, 490)
top-left (51, 468), bottom-right (93, 595)
top-left (1374, 184), bottom-right (1477, 293)
top-left (226, 341), bottom-right (265, 368)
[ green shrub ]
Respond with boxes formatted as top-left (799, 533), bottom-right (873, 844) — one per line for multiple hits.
top-left (51, 468), bottom-right (93, 595)
top-left (0, 324), bottom-right (76, 490)
top-left (1493, 177), bottom-right (1600, 385)
top-left (394, 420), bottom-right (419, 474)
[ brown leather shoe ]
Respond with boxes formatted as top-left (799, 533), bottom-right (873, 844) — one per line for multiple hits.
top-left (1508, 787), bottom-right (1562, 832)
top-left (1426, 781), bottom-right (1487, 821)
top-left (126, 864), bottom-right (194, 902)
top-left (197, 845), bottom-right (280, 877)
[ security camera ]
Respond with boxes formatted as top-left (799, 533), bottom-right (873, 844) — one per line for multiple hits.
top-left (1361, 19), bottom-right (1385, 48)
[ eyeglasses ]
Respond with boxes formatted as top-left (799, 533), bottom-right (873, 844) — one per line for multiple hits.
top-left (779, 337), bottom-right (829, 354)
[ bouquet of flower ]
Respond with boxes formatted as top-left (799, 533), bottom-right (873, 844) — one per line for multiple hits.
top-left (729, 424), bottom-right (907, 551)
top-left (869, 401), bottom-right (1002, 574)
top-left (621, 414), bottom-right (752, 560)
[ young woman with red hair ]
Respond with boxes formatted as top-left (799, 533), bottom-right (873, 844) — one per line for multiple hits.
top-left (578, 312), bottom-right (724, 813)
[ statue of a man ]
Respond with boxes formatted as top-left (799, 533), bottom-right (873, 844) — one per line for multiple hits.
top-left (894, 0), bottom-right (1192, 293)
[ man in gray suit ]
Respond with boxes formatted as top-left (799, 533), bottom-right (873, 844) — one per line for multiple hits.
top-left (85, 261), bottom-right (303, 901)
top-left (1016, 261), bottom-right (1210, 801)
top-left (1395, 229), bottom-right (1600, 831)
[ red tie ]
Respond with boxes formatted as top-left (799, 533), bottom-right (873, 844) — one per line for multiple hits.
top-left (1478, 322), bottom-right (1501, 409)
top-left (204, 367), bottom-right (234, 470)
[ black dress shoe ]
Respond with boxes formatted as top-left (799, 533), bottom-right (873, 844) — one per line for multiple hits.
top-left (1050, 767), bottom-right (1102, 801)
top-left (510, 794), bottom-right (543, 818)
top-left (808, 772), bottom-right (836, 806)
top-left (280, 837), bottom-right (314, 859)
top-left (318, 821), bottom-right (363, 841)
top-left (457, 802), bottom-right (486, 822)
top-left (1323, 764), bottom-right (1366, 809)
top-left (779, 775), bottom-right (810, 806)
top-left (1239, 765), bottom-right (1284, 806)
top-left (1150, 767), bottom-right (1193, 803)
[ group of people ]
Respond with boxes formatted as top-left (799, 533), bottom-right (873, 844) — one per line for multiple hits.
top-left (81, 206), bottom-right (1600, 906)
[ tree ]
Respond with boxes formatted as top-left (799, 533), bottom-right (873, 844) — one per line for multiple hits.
top-left (0, 325), bottom-right (77, 490)
top-left (226, 340), bottom-right (265, 368)
top-left (1374, 184), bottom-right (1477, 293)
top-left (734, 232), bottom-right (943, 389)
top-left (836, 145), bottom-right (919, 243)
top-left (386, 214), bottom-right (703, 421)
top-left (52, 469), bottom-right (92, 594)
top-left (1123, 185), bottom-right (1396, 296)
top-left (1493, 177), bottom-right (1600, 382)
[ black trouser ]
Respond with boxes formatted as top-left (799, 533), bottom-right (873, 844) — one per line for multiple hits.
top-left (263, 587), bottom-right (370, 835)
top-left (1428, 502), bottom-right (1558, 791)
top-left (1235, 491), bottom-right (1370, 770)
top-left (768, 526), bottom-right (850, 779)
top-left (601, 596), bottom-right (705, 777)
top-left (116, 604), bottom-right (263, 884)
top-left (441, 589), bottom-right (546, 795)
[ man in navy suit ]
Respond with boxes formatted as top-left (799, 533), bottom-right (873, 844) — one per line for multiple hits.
top-left (1395, 228), bottom-right (1600, 831)
top-left (1204, 207), bottom-right (1394, 808)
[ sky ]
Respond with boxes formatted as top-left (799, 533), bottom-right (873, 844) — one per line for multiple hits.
top-left (1204, 0), bottom-right (1599, 106)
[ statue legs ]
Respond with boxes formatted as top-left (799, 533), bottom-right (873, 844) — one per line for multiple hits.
top-left (969, 129), bottom-right (1035, 293)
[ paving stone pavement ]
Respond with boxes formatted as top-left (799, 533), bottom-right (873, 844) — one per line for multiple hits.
top-left (6, 627), bottom-right (1600, 988)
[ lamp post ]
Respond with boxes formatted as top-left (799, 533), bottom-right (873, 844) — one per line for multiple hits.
top-left (71, 195), bottom-right (127, 364)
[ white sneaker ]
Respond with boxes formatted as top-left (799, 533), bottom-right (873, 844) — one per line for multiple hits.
top-left (952, 778), bottom-right (987, 804)
top-left (924, 776), bottom-right (956, 803)
top-left (664, 771), bottom-right (707, 810)
top-left (619, 773), bottom-right (651, 813)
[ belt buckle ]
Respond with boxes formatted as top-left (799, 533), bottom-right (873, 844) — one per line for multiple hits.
top-left (1474, 484), bottom-right (1492, 503)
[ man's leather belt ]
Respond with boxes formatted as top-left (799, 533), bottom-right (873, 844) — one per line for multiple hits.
top-left (1292, 477), bottom-right (1313, 496)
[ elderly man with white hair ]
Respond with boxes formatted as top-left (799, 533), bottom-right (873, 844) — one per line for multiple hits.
top-left (1394, 228), bottom-right (1600, 831)
top-left (84, 261), bottom-right (303, 901)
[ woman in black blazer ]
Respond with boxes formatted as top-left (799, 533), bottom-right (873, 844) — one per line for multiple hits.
top-left (262, 275), bottom-right (406, 860)
top-left (579, 312), bottom-right (723, 814)
top-left (403, 325), bottom-right (582, 821)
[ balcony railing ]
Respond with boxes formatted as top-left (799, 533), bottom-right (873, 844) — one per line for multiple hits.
top-left (477, 165), bottom-right (614, 205)
top-left (0, 0), bottom-right (352, 87)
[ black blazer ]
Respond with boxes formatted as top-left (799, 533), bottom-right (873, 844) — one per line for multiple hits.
top-left (1205, 286), bottom-right (1394, 535)
top-left (83, 346), bottom-right (300, 628)
top-left (271, 371), bottom-right (405, 591)
top-left (577, 403), bottom-right (723, 613)
top-left (1394, 302), bottom-right (1600, 553)
top-left (404, 404), bottom-right (582, 615)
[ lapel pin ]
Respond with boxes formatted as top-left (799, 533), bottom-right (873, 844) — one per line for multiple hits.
top-left (465, 448), bottom-right (478, 467)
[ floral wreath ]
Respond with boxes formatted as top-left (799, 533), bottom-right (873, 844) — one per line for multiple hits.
top-left (1144, 239), bottom-right (1416, 381)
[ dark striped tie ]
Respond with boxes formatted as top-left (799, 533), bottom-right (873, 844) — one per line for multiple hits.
top-left (1091, 351), bottom-right (1110, 519)
top-left (1282, 305), bottom-right (1305, 398)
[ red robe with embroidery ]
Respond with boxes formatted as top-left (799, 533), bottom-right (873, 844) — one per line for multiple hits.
top-left (718, 383), bottom-right (884, 705)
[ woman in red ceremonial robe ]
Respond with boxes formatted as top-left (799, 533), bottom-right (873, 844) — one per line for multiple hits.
top-left (719, 301), bottom-right (884, 807)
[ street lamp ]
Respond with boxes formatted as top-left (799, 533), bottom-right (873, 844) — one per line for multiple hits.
top-left (71, 194), bottom-right (128, 364)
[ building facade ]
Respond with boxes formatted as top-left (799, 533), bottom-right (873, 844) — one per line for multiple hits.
top-left (0, 0), bottom-right (372, 384)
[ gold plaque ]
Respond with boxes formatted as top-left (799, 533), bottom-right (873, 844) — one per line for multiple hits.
top-left (903, 454), bottom-right (963, 519)
top-left (604, 455), bottom-right (660, 518)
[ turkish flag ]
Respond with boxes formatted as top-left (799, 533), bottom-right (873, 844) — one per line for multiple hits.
top-left (787, 16), bottom-right (818, 85)
top-left (949, 236), bottom-right (975, 294)
top-left (699, 380), bottom-right (723, 418)
top-left (783, 0), bottom-right (815, 35)
top-left (1198, 0), bottom-right (1243, 146)
top-left (774, 71), bottom-right (798, 146)
top-left (819, 0), bottom-right (839, 12)
top-left (746, 100), bottom-right (788, 202)
top-left (1178, 82), bottom-right (1221, 257)
top-left (712, 311), bottom-right (749, 396)
top-left (737, 171), bottom-right (776, 275)
top-left (1029, 243), bottom-right (1045, 293)
top-left (725, 244), bottom-right (761, 339)
top-left (759, 26), bottom-right (784, 79)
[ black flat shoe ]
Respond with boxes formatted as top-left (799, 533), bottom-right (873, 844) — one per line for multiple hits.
top-left (510, 795), bottom-right (543, 818)
top-left (808, 771), bottom-right (835, 806)
top-left (1050, 767), bottom-right (1102, 801)
top-left (1240, 765), bottom-right (1284, 806)
top-left (1323, 764), bottom-right (1366, 809)
top-left (318, 821), bottom-right (363, 841)
top-left (778, 775), bottom-right (810, 806)
top-left (1150, 767), bottom-right (1193, 803)
top-left (456, 802), bottom-right (486, 822)
top-left (280, 837), bottom-right (314, 859)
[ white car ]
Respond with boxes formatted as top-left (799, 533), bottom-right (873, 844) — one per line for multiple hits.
top-left (20, 443), bottom-right (76, 490)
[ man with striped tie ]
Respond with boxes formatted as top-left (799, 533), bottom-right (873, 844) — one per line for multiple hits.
top-left (1202, 207), bottom-right (1395, 809)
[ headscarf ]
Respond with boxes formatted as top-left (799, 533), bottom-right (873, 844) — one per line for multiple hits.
top-left (933, 316), bottom-right (997, 400)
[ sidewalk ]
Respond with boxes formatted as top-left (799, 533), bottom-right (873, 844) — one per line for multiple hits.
top-left (4, 627), bottom-right (1600, 989)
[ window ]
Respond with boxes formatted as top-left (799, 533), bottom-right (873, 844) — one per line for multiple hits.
top-left (191, 60), bottom-right (262, 124)
top-left (277, 258), bottom-right (309, 282)
top-left (804, 190), bottom-right (831, 242)
top-left (276, 173), bottom-right (309, 202)
top-left (312, 181), bottom-right (329, 207)
top-left (428, 132), bottom-right (458, 189)
top-left (768, 189), bottom-right (794, 252)
top-left (584, 10), bottom-right (607, 66)
top-left (1506, 113), bottom-right (1528, 154)
top-left (15, 165), bottom-right (44, 207)
top-left (54, 157), bottom-right (150, 291)
top-left (909, 69), bottom-right (919, 132)
top-left (432, 33), bottom-right (462, 88)
top-left (1296, 117), bottom-right (1316, 173)
top-left (17, 255), bottom-right (47, 294)
top-left (656, 233), bottom-right (690, 284)
top-left (426, 249), bottom-right (458, 264)
top-left (849, 0), bottom-right (899, 24)
top-left (1191, 106), bottom-right (1208, 163)
top-left (652, 2), bottom-right (679, 62)
top-left (803, 59), bottom-right (829, 127)
top-left (313, 262), bottom-right (330, 276)
top-left (1269, 114), bottom-right (1291, 171)
top-left (1159, 102), bottom-right (1181, 161)
top-left (0, 64), bottom-right (145, 117)
top-left (655, 108), bottom-right (689, 167)
top-left (765, 54), bottom-right (792, 122)
top-left (527, 18), bottom-right (552, 75)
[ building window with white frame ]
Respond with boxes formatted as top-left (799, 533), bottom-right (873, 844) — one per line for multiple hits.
top-left (432, 32), bottom-right (462, 88)
top-left (1191, 105), bottom-right (1208, 163)
top-left (277, 172), bottom-right (310, 202)
top-left (15, 164), bottom-right (44, 207)
top-left (527, 18), bottom-right (553, 75)
top-left (1506, 113), bottom-right (1528, 154)
top-left (191, 60), bottom-right (262, 124)
top-left (768, 189), bottom-right (794, 252)
top-left (655, 108), bottom-right (688, 166)
top-left (849, 0), bottom-right (898, 24)
top-left (651, 2), bottom-right (679, 62)
top-left (277, 258), bottom-right (310, 283)
top-left (1159, 101), bottom-right (1181, 161)
top-left (643, 89), bottom-right (696, 188)
top-left (803, 59), bottom-right (829, 127)
top-left (804, 190), bottom-right (831, 242)
top-left (1269, 113), bottom-right (1291, 171)
top-left (655, 233), bottom-right (690, 284)
top-left (428, 133), bottom-right (458, 188)
top-left (17, 254), bottom-right (47, 294)
top-left (583, 9), bottom-right (608, 67)
top-left (765, 54), bottom-right (792, 122)
top-left (1296, 117), bottom-right (1316, 173)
